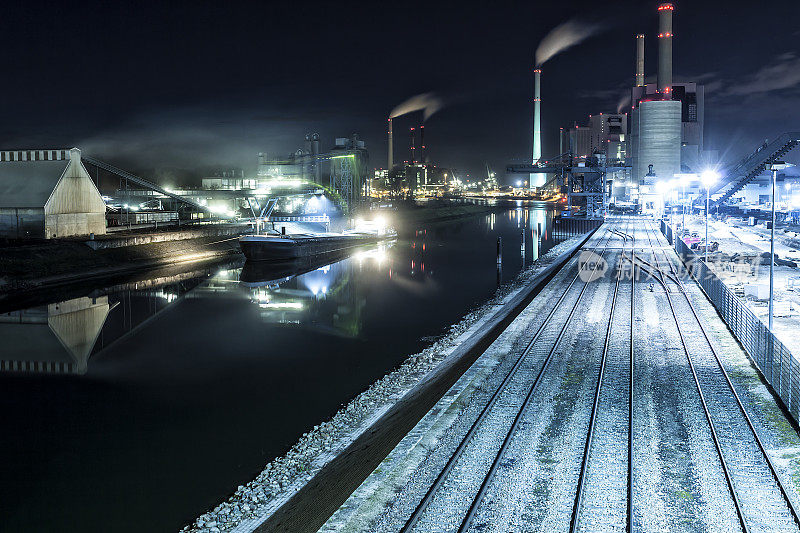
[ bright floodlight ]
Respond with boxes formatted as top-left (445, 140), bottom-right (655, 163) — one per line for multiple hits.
top-left (701, 169), bottom-right (719, 187)
top-left (655, 181), bottom-right (668, 194)
top-left (679, 173), bottom-right (693, 186)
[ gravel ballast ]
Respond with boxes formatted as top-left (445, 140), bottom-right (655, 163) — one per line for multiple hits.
top-left (183, 236), bottom-right (586, 533)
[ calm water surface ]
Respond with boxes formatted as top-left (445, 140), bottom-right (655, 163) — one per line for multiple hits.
top-left (0, 205), bottom-right (569, 532)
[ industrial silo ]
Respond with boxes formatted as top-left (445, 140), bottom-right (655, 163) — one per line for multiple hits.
top-left (631, 99), bottom-right (681, 213)
top-left (631, 99), bottom-right (681, 184)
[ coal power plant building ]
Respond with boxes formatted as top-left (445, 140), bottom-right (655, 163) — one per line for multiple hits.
top-left (0, 148), bottom-right (107, 239)
top-left (627, 2), bottom-right (709, 210)
top-left (258, 134), bottom-right (369, 206)
top-left (630, 99), bottom-right (682, 188)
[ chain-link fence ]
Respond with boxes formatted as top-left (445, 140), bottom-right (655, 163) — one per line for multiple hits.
top-left (661, 220), bottom-right (800, 422)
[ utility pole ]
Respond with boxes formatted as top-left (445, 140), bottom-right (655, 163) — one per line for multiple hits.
top-left (768, 161), bottom-right (788, 331)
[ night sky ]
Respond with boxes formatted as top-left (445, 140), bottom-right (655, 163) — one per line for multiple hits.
top-left (1, 0), bottom-right (798, 185)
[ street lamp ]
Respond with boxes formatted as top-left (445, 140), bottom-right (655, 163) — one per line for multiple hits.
top-left (701, 169), bottom-right (719, 262)
top-left (656, 179), bottom-right (677, 226)
top-left (768, 161), bottom-right (788, 331)
top-left (679, 173), bottom-right (693, 232)
top-left (669, 178), bottom-right (680, 235)
top-left (655, 180), bottom-right (668, 221)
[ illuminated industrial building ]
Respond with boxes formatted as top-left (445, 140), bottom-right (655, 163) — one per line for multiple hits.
top-left (626, 2), bottom-right (711, 213)
top-left (259, 133), bottom-right (369, 206)
top-left (561, 114), bottom-right (628, 162)
top-left (0, 148), bottom-right (107, 239)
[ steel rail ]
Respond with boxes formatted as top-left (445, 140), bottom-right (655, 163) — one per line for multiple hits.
top-left (627, 217), bottom-right (635, 533)
top-left (629, 251), bottom-right (680, 286)
top-left (641, 221), bottom-right (750, 533)
top-left (456, 230), bottom-right (618, 532)
top-left (652, 221), bottom-right (800, 530)
top-left (400, 227), bottom-right (617, 532)
top-left (568, 217), bottom-right (629, 532)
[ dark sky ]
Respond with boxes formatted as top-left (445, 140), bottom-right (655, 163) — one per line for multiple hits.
top-left (1, 0), bottom-right (798, 185)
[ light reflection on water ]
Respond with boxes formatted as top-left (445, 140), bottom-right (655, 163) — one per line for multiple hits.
top-left (0, 205), bottom-right (572, 533)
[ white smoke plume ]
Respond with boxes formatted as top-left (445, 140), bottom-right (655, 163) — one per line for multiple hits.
top-left (723, 52), bottom-right (800, 96)
top-left (617, 94), bottom-right (631, 113)
top-left (390, 92), bottom-right (443, 121)
top-left (535, 19), bottom-right (604, 66)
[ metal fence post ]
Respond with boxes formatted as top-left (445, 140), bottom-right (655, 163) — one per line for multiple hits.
top-left (659, 221), bottom-right (799, 425)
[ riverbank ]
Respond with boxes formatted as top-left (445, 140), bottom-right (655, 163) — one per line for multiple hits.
top-left (183, 230), bottom-right (592, 533)
top-left (0, 205), bottom-right (499, 296)
top-left (0, 225), bottom-right (246, 295)
top-left (392, 202), bottom-right (500, 226)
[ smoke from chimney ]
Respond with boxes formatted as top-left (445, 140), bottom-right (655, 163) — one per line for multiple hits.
top-left (390, 93), bottom-right (443, 121)
top-left (535, 19), bottom-right (603, 66)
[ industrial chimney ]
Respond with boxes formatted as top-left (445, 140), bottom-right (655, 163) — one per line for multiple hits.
top-left (636, 34), bottom-right (645, 87)
top-left (532, 68), bottom-right (542, 165)
top-left (388, 118), bottom-right (394, 169)
top-left (657, 3), bottom-right (674, 96)
top-left (531, 68), bottom-right (543, 187)
top-left (410, 127), bottom-right (416, 164)
top-left (420, 125), bottom-right (426, 163)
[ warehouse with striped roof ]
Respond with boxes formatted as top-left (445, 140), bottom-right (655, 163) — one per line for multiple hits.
top-left (0, 147), bottom-right (106, 239)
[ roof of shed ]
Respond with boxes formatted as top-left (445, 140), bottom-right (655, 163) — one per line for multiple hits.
top-left (0, 160), bottom-right (70, 208)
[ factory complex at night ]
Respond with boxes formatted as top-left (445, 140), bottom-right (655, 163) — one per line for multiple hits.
top-left (514, 2), bottom-right (799, 224)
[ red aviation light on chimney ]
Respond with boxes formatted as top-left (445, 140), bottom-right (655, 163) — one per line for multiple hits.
top-left (658, 3), bottom-right (674, 10)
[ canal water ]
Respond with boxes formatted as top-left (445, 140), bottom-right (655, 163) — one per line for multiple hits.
top-left (0, 204), bottom-right (569, 532)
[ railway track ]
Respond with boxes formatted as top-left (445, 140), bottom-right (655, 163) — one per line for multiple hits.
top-left (395, 220), bottom-right (632, 531)
top-left (352, 216), bottom-right (800, 533)
top-left (569, 222), bottom-right (633, 533)
top-left (641, 220), bottom-right (800, 533)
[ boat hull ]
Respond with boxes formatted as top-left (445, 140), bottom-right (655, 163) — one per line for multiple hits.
top-left (239, 233), bottom-right (393, 262)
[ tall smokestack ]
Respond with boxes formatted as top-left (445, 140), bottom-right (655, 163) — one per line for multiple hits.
top-left (533, 68), bottom-right (542, 165)
top-left (410, 127), bottom-right (416, 164)
top-left (420, 125), bottom-right (426, 164)
top-left (388, 118), bottom-right (393, 169)
top-left (635, 33), bottom-right (645, 87)
top-left (657, 3), bottom-right (674, 96)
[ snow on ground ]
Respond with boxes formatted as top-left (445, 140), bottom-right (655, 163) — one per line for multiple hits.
top-left (182, 236), bottom-right (585, 533)
top-left (683, 215), bottom-right (800, 357)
